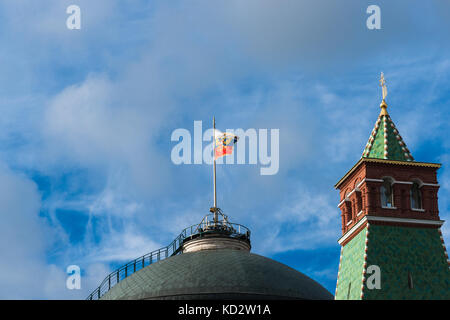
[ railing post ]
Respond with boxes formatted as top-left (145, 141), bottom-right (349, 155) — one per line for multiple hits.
top-left (108, 276), bottom-right (111, 290)
top-left (125, 266), bottom-right (127, 278)
top-left (97, 289), bottom-right (100, 299)
top-left (166, 247), bottom-right (168, 258)
top-left (142, 257), bottom-right (145, 268)
top-left (117, 271), bottom-right (119, 283)
top-left (134, 261), bottom-right (136, 272)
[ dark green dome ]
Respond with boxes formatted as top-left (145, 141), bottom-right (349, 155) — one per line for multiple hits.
top-left (100, 249), bottom-right (333, 300)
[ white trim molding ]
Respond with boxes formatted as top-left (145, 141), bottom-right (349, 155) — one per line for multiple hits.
top-left (364, 178), bottom-right (384, 183)
top-left (365, 216), bottom-right (444, 226)
top-left (421, 183), bottom-right (440, 187)
top-left (338, 217), bottom-right (369, 245)
top-left (338, 216), bottom-right (445, 245)
top-left (393, 181), bottom-right (413, 185)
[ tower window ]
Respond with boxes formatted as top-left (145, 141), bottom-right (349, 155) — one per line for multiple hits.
top-left (345, 201), bottom-right (352, 225)
top-left (356, 191), bottom-right (362, 214)
top-left (410, 182), bottom-right (423, 210)
top-left (380, 178), bottom-right (394, 208)
top-left (344, 192), bottom-right (352, 225)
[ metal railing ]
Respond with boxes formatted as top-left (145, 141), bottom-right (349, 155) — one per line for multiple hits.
top-left (86, 214), bottom-right (250, 300)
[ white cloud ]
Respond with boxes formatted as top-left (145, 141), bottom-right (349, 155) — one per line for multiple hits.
top-left (253, 185), bottom-right (340, 254)
top-left (0, 0), bottom-right (449, 299)
top-left (42, 70), bottom-right (174, 197)
top-left (82, 228), bottom-right (161, 264)
top-left (0, 163), bottom-right (72, 299)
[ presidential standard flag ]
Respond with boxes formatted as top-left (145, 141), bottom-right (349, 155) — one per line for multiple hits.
top-left (214, 130), bottom-right (239, 160)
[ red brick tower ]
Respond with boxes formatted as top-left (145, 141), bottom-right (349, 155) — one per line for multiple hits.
top-left (334, 74), bottom-right (450, 299)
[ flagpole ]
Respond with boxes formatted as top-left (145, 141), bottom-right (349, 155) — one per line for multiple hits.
top-left (213, 116), bottom-right (217, 224)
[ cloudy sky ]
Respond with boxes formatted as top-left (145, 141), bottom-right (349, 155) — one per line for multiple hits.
top-left (1, 0), bottom-right (450, 299)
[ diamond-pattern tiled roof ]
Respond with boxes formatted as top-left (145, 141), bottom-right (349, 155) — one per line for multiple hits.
top-left (362, 100), bottom-right (414, 161)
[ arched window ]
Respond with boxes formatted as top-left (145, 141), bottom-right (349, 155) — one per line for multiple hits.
top-left (380, 178), bottom-right (394, 208)
top-left (356, 190), bottom-right (362, 214)
top-left (410, 182), bottom-right (422, 210)
top-left (345, 192), bottom-right (352, 224)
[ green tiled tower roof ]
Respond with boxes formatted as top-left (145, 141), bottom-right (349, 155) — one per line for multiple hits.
top-left (362, 100), bottom-right (414, 161)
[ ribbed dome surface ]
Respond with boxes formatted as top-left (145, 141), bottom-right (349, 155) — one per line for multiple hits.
top-left (101, 249), bottom-right (333, 300)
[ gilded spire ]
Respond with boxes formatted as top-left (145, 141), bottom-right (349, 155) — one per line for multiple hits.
top-left (362, 73), bottom-right (414, 162)
top-left (379, 72), bottom-right (388, 116)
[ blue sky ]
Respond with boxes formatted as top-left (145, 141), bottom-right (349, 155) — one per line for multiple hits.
top-left (1, 0), bottom-right (450, 299)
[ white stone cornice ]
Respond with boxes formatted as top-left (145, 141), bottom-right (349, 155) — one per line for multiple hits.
top-left (338, 216), bottom-right (368, 245)
top-left (365, 216), bottom-right (444, 226)
top-left (338, 216), bottom-right (445, 245)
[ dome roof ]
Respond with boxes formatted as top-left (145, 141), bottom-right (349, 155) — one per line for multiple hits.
top-left (100, 249), bottom-right (333, 300)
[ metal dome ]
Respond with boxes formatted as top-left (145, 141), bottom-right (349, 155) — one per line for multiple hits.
top-left (100, 249), bottom-right (333, 300)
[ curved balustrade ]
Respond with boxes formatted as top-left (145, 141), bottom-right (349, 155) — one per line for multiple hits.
top-left (86, 217), bottom-right (250, 300)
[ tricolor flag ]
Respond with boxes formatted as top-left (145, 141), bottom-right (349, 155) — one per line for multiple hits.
top-left (214, 130), bottom-right (239, 160)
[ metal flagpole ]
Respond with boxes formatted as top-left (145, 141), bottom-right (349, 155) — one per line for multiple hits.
top-left (213, 116), bottom-right (217, 224)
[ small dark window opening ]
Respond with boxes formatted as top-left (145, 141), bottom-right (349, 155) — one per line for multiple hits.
top-left (410, 182), bottom-right (423, 210)
top-left (345, 199), bottom-right (352, 224)
top-left (381, 178), bottom-right (394, 208)
top-left (356, 191), bottom-right (362, 213)
top-left (408, 271), bottom-right (414, 289)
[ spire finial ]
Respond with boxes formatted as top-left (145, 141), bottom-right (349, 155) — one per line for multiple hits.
top-left (380, 72), bottom-right (387, 100)
top-left (379, 72), bottom-right (388, 115)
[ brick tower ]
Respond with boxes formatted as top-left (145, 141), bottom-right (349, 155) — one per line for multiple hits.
top-left (334, 75), bottom-right (450, 299)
